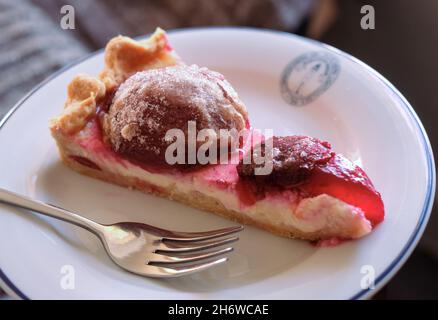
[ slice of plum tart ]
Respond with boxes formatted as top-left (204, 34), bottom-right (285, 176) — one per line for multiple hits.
top-left (49, 28), bottom-right (384, 241)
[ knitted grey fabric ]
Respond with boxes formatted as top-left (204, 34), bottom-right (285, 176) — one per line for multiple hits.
top-left (0, 0), bottom-right (87, 118)
top-left (32, 0), bottom-right (315, 48)
top-left (0, 0), bottom-right (314, 118)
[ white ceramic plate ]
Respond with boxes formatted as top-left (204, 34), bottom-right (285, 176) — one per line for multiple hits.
top-left (0, 28), bottom-right (435, 300)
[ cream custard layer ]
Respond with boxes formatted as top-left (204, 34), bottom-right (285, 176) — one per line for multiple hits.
top-left (52, 119), bottom-right (372, 241)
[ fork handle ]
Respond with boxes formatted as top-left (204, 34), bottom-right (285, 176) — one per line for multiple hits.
top-left (0, 187), bottom-right (103, 234)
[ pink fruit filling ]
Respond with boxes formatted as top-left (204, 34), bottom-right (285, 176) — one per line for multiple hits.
top-left (236, 135), bottom-right (385, 226)
top-left (71, 117), bottom-right (384, 228)
top-left (69, 155), bottom-right (101, 171)
top-left (301, 154), bottom-right (384, 226)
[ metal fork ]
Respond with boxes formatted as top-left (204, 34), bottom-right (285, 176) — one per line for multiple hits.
top-left (0, 188), bottom-right (243, 277)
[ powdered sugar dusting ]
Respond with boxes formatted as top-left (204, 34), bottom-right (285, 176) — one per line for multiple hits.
top-left (103, 64), bottom-right (248, 166)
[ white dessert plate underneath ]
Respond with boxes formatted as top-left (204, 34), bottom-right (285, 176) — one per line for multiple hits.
top-left (0, 28), bottom-right (435, 299)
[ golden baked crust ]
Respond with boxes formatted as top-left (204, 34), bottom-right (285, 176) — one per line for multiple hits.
top-left (50, 75), bottom-right (105, 135)
top-left (99, 28), bottom-right (180, 91)
top-left (50, 28), bottom-right (180, 135)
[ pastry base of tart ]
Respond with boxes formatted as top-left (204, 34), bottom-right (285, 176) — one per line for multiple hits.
top-left (59, 149), bottom-right (317, 240)
top-left (58, 149), bottom-right (371, 241)
top-left (51, 120), bottom-right (372, 241)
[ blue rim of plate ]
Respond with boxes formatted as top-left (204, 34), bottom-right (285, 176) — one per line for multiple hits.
top-left (0, 27), bottom-right (435, 300)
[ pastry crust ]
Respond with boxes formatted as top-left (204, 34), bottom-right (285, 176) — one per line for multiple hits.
top-left (100, 28), bottom-right (180, 91)
top-left (56, 141), bottom-right (337, 241)
top-left (50, 28), bottom-right (180, 135)
top-left (52, 127), bottom-right (371, 241)
top-left (50, 75), bottom-right (105, 135)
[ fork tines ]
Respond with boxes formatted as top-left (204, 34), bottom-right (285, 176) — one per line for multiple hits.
top-left (147, 225), bottom-right (243, 275)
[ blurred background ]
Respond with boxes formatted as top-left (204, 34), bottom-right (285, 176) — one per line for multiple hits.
top-left (0, 0), bottom-right (436, 299)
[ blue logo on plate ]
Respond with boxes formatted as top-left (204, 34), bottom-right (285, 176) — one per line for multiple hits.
top-left (281, 51), bottom-right (340, 106)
